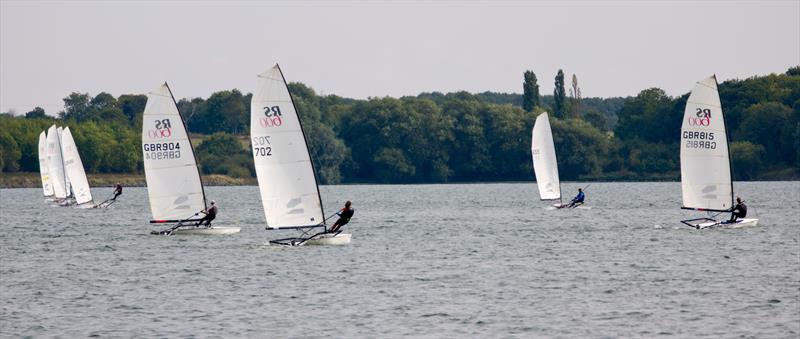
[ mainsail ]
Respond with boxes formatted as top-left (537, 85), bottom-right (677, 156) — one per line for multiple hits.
top-left (38, 131), bottom-right (54, 197)
top-left (61, 127), bottom-right (93, 205)
top-left (251, 64), bottom-right (324, 229)
top-left (142, 83), bottom-right (206, 221)
top-left (531, 112), bottom-right (561, 201)
top-left (680, 75), bottom-right (733, 211)
top-left (57, 127), bottom-right (72, 197)
top-left (46, 125), bottom-right (67, 199)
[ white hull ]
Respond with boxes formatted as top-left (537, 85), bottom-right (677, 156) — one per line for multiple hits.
top-left (172, 226), bottom-right (241, 235)
top-left (547, 204), bottom-right (592, 210)
top-left (303, 233), bottom-right (351, 246)
top-left (698, 218), bottom-right (759, 229)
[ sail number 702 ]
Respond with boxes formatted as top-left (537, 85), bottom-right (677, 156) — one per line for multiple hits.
top-left (252, 136), bottom-right (272, 157)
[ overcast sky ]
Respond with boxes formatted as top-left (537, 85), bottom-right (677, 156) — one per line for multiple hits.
top-left (1, 0), bottom-right (798, 115)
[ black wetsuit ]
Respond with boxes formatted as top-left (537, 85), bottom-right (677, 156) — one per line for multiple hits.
top-left (330, 208), bottom-right (355, 232)
top-left (198, 205), bottom-right (217, 226)
top-left (729, 202), bottom-right (747, 223)
top-left (112, 185), bottom-right (122, 200)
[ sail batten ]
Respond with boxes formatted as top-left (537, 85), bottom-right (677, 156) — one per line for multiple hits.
top-left (680, 75), bottom-right (734, 211)
top-left (252, 64), bottom-right (324, 229)
top-left (61, 127), bottom-right (93, 205)
top-left (531, 113), bottom-right (561, 201)
top-left (142, 83), bottom-right (206, 221)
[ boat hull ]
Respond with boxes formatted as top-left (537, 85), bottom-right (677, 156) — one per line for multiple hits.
top-left (698, 218), bottom-right (759, 229)
top-left (172, 226), bottom-right (241, 235)
top-left (303, 233), bottom-right (351, 246)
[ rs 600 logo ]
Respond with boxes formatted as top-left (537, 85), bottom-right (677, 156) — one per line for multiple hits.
top-left (148, 119), bottom-right (172, 139)
top-left (259, 106), bottom-right (283, 128)
top-left (688, 108), bottom-right (712, 126)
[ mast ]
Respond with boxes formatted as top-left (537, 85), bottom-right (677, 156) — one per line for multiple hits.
top-left (164, 82), bottom-right (207, 210)
top-left (715, 74), bottom-right (735, 209)
top-left (275, 64), bottom-right (326, 227)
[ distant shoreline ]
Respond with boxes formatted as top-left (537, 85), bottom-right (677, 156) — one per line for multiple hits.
top-left (1, 172), bottom-right (797, 189)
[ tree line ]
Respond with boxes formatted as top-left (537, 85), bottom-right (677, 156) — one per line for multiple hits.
top-left (1, 66), bottom-right (798, 183)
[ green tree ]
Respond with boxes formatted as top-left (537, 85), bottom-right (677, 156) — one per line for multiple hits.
top-left (25, 107), bottom-right (47, 119)
top-left (553, 69), bottom-right (567, 118)
top-left (522, 70), bottom-right (540, 112)
top-left (0, 129), bottom-right (21, 172)
top-left (735, 102), bottom-right (793, 163)
top-left (60, 93), bottom-right (92, 121)
top-left (730, 141), bottom-right (765, 180)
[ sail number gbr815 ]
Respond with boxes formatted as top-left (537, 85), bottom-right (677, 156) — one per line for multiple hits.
top-left (682, 131), bottom-right (716, 150)
top-left (252, 136), bottom-right (272, 157)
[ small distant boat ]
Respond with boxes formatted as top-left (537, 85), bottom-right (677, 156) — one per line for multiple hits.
top-left (143, 83), bottom-right (240, 236)
top-left (60, 127), bottom-right (94, 208)
top-left (252, 64), bottom-right (350, 246)
top-left (679, 75), bottom-right (758, 229)
top-left (45, 125), bottom-right (70, 204)
top-left (38, 130), bottom-right (55, 200)
top-left (530, 112), bottom-right (588, 210)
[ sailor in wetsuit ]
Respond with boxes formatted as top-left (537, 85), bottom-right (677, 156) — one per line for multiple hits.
top-left (329, 201), bottom-right (354, 233)
top-left (111, 183), bottom-right (122, 201)
top-left (196, 200), bottom-right (218, 227)
top-left (728, 196), bottom-right (747, 223)
top-left (567, 188), bottom-right (585, 208)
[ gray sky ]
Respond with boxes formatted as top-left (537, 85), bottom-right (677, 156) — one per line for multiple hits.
top-left (1, 0), bottom-right (798, 115)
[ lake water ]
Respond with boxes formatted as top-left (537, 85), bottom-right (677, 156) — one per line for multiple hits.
top-left (1, 182), bottom-right (798, 337)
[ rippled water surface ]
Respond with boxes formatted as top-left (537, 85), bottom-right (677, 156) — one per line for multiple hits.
top-left (1, 182), bottom-right (798, 337)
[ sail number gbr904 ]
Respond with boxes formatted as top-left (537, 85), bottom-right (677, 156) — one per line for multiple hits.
top-left (252, 136), bottom-right (272, 157)
top-left (143, 142), bottom-right (181, 160)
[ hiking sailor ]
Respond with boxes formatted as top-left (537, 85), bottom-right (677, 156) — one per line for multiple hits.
top-left (329, 201), bottom-right (354, 233)
top-left (567, 188), bottom-right (585, 208)
top-left (196, 200), bottom-right (218, 227)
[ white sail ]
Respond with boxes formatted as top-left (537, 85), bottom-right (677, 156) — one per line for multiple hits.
top-left (46, 125), bottom-right (67, 198)
top-left (57, 127), bottom-right (72, 197)
top-left (531, 112), bottom-right (561, 200)
top-left (251, 64), bottom-right (324, 229)
top-left (680, 75), bottom-right (733, 211)
top-left (142, 83), bottom-right (206, 221)
top-left (61, 127), bottom-right (93, 205)
top-left (38, 131), bottom-right (54, 197)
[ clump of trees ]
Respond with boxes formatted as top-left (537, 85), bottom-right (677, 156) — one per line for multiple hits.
top-left (2, 66), bottom-right (798, 183)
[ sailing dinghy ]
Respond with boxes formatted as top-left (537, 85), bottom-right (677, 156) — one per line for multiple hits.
top-left (531, 113), bottom-right (589, 209)
top-left (57, 126), bottom-right (73, 201)
top-left (38, 130), bottom-right (55, 200)
top-left (143, 83), bottom-right (240, 236)
top-left (252, 64), bottom-right (350, 246)
top-left (46, 125), bottom-right (70, 204)
top-left (61, 127), bottom-right (95, 208)
top-left (679, 75), bottom-right (758, 229)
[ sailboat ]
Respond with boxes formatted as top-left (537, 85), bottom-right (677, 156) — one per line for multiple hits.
top-left (531, 112), bottom-right (563, 208)
top-left (252, 64), bottom-right (350, 246)
top-left (60, 127), bottom-right (94, 208)
top-left (531, 112), bottom-right (588, 209)
top-left (45, 125), bottom-right (69, 203)
top-left (679, 75), bottom-right (758, 229)
top-left (57, 126), bottom-right (73, 200)
top-left (38, 130), bottom-right (55, 200)
top-left (143, 83), bottom-right (240, 235)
